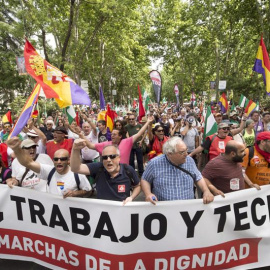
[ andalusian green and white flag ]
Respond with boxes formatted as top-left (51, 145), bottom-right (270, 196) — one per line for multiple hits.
top-left (239, 94), bottom-right (248, 108)
top-left (64, 105), bottom-right (76, 125)
top-left (230, 103), bottom-right (236, 111)
top-left (255, 101), bottom-right (259, 111)
top-left (143, 89), bottom-right (150, 112)
top-left (203, 106), bottom-right (218, 142)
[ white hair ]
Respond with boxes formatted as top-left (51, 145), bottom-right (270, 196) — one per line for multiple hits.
top-left (163, 137), bottom-right (185, 155)
top-left (102, 144), bottom-right (120, 156)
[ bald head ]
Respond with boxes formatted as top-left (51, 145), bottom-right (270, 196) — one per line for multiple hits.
top-left (54, 149), bottom-right (69, 158)
top-left (225, 141), bottom-right (244, 155)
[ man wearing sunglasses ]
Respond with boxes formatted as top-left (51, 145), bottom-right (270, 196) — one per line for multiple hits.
top-left (7, 139), bottom-right (53, 191)
top-left (70, 144), bottom-right (140, 204)
top-left (190, 122), bottom-right (234, 162)
top-left (7, 137), bottom-right (91, 197)
top-left (80, 116), bottom-right (154, 164)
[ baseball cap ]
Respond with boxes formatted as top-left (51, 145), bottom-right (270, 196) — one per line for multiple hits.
top-left (21, 139), bottom-right (38, 149)
top-left (27, 129), bottom-right (38, 137)
top-left (54, 126), bottom-right (68, 135)
top-left (230, 111), bottom-right (238, 117)
top-left (218, 122), bottom-right (230, 129)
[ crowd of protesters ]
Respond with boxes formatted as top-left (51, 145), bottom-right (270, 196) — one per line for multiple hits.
top-left (1, 101), bottom-right (270, 204)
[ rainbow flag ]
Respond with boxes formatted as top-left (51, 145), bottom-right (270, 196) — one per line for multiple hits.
top-left (218, 92), bottom-right (228, 113)
top-left (24, 39), bottom-right (91, 108)
top-left (245, 100), bottom-right (257, 116)
top-left (9, 84), bottom-right (41, 138)
top-left (253, 36), bottom-right (270, 95)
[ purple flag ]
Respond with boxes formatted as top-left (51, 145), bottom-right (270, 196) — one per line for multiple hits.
top-left (99, 84), bottom-right (106, 110)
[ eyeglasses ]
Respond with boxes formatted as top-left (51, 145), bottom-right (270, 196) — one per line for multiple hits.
top-left (156, 129), bottom-right (164, 132)
top-left (53, 157), bottom-right (69, 161)
top-left (23, 145), bottom-right (37, 150)
top-left (102, 154), bottom-right (119, 160)
top-left (129, 118), bottom-right (135, 121)
top-left (221, 127), bottom-right (230, 131)
top-left (177, 149), bottom-right (188, 155)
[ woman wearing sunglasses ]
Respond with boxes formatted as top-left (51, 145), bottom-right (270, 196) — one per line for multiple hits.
top-left (147, 123), bottom-right (169, 160)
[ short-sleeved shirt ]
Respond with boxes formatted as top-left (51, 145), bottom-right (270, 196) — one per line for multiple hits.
top-left (12, 154), bottom-right (54, 192)
top-left (94, 137), bottom-right (133, 164)
top-left (87, 162), bottom-right (140, 201)
top-left (39, 164), bottom-right (91, 195)
top-left (180, 127), bottom-right (199, 152)
top-left (142, 155), bottom-right (202, 201)
top-left (81, 131), bottom-right (99, 160)
top-left (242, 147), bottom-right (270, 186)
top-left (125, 123), bottom-right (142, 148)
top-left (202, 155), bottom-right (245, 193)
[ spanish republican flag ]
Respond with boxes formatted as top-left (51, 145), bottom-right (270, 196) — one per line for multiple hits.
top-left (2, 111), bottom-right (12, 124)
top-left (24, 39), bottom-right (91, 108)
top-left (9, 84), bottom-right (41, 138)
top-left (218, 92), bottom-right (229, 113)
top-left (253, 36), bottom-right (270, 95)
top-left (245, 100), bottom-right (257, 116)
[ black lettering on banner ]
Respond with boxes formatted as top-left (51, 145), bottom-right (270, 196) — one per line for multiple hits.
top-left (49, 204), bottom-right (69, 232)
top-left (119, 214), bottom-right (139, 243)
top-left (214, 205), bottom-right (231, 233)
top-left (10, 195), bottom-right (26, 221)
top-left (93, 212), bottom-right (118, 242)
top-left (143, 213), bottom-right (167, 241)
top-left (70, 207), bottom-right (90, 236)
top-left (234, 201), bottom-right (250, 231)
top-left (251, 198), bottom-right (266, 226)
top-left (267, 195), bottom-right (270, 221)
top-left (28, 199), bottom-right (47, 226)
top-left (180, 211), bottom-right (204, 238)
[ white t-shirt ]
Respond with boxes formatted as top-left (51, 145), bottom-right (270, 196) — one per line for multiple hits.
top-left (81, 131), bottom-right (99, 160)
top-left (39, 164), bottom-right (91, 196)
top-left (37, 139), bottom-right (46, 154)
top-left (12, 154), bottom-right (53, 192)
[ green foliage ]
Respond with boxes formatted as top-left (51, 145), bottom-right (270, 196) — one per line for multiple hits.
top-left (1, 0), bottom-right (270, 113)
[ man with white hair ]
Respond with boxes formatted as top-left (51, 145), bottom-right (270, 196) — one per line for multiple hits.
top-left (141, 137), bottom-right (214, 204)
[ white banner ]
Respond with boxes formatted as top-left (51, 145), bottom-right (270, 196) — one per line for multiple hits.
top-left (0, 185), bottom-right (270, 269)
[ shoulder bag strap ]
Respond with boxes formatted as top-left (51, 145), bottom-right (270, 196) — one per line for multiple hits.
top-left (165, 155), bottom-right (196, 182)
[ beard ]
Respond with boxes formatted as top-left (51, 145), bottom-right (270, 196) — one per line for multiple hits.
top-left (232, 155), bottom-right (244, 163)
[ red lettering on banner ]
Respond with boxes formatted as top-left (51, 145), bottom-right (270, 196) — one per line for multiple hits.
top-left (0, 228), bottom-right (261, 269)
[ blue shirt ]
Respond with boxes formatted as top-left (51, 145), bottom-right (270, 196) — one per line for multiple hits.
top-left (142, 155), bottom-right (202, 201)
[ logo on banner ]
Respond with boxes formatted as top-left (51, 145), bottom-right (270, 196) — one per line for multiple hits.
top-left (118, 185), bottom-right (125, 192)
top-left (149, 70), bottom-right (162, 104)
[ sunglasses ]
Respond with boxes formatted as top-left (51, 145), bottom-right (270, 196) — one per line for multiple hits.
top-left (4, 125), bottom-right (11, 128)
top-left (221, 127), bottom-right (230, 131)
top-left (102, 154), bottom-right (119, 160)
top-left (28, 136), bottom-right (37, 139)
top-left (23, 145), bottom-right (37, 150)
top-left (53, 157), bottom-right (69, 161)
top-left (156, 129), bottom-right (164, 132)
top-left (129, 118), bottom-right (135, 120)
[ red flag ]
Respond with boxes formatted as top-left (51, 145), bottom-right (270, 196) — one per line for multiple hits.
top-left (2, 111), bottom-right (13, 124)
top-left (138, 84), bottom-right (145, 121)
top-left (75, 111), bottom-right (80, 126)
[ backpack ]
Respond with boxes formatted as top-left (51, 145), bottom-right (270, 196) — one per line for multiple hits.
top-left (47, 167), bottom-right (80, 189)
